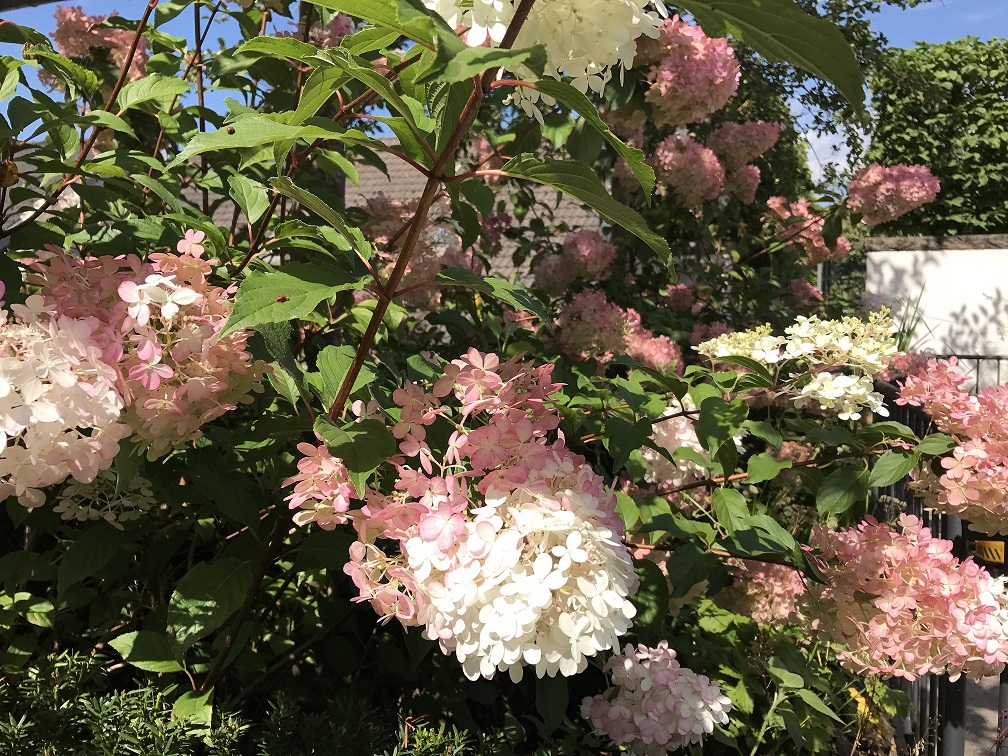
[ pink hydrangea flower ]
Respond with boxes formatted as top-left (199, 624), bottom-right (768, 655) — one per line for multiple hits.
top-left (635, 16), bottom-right (740, 127)
top-left (652, 135), bottom-right (725, 208)
top-left (705, 121), bottom-right (784, 171)
top-left (846, 163), bottom-right (940, 226)
top-left (724, 165), bottom-right (761, 204)
top-left (765, 196), bottom-right (852, 264)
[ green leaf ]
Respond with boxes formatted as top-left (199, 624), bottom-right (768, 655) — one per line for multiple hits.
top-left (869, 449), bottom-right (918, 488)
top-left (746, 453), bottom-right (792, 483)
top-left (641, 513), bottom-right (716, 545)
top-left (313, 417), bottom-right (397, 475)
top-left (228, 174), bottom-right (270, 224)
top-left (167, 558), bottom-right (254, 657)
top-left (109, 631), bottom-right (184, 673)
top-left (632, 558), bottom-right (670, 629)
top-left (722, 514), bottom-right (799, 564)
top-left (316, 344), bottom-right (376, 403)
top-left (816, 464), bottom-right (869, 515)
top-left (605, 417), bottom-right (653, 474)
top-left (238, 36), bottom-right (320, 63)
top-left (916, 432), bottom-right (957, 455)
top-left (433, 267), bottom-right (548, 320)
top-left (116, 74), bottom-right (190, 114)
top-left (662, 543), bottom-right (716, 598)
top-left (78, 110), bottom-right (138, 140)
top-left (293, 65), bottom-right (349, 124)
top-left (223, 263), bottom-right (363, 335)
top-left (795, 688), bottom-right (843, 722)
top-left (58, 522), bottom-right (124, 595)
top-left (166, 116), bottom-right (343, 169)
top-left (712, 488), bottom-right (748, 534)
top-left (172, 688), bottom-right (213, 728)
top-left (307, 0), bottom-right (465, 59)
top-left (270, 176), bottom-right (372, 261)
top-left (530, 79), bottom-right (655, 196)
top-left (435, 45), bottom-right (547, 84)
top-left (23, 45), bottom-right (98, 97)
top-left (535, 674), bottom-right (568, 734)
top-left (696, 396), bottom-right (748, 474)
top-left (497, 155), bottom-right (671, 262)
top-left (294, 529), bottom-right (355, 572)
top-left (767, 656), bottom-right (805, 688)
top-left (679, 0), bottom-right (865, 111)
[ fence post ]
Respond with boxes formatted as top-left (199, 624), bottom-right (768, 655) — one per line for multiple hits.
top-left (939, 515), bottom-right (967, 756)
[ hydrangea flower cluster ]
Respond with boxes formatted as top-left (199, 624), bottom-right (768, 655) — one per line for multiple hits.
top-left (688, 321), bottom-right (732, 347)
top-left (846, 163), bottom-right (941, 226)
top-left (704, 121), bottom-right (784, 171)
top-left (581, 641), bottom-right (732, 753)
top-left (552, 291), bottom-right (682, 372)
top-left (898, 357), bottom-right (1008, 534)
top-left (360, 193), bottom-right (469, 308)
top-left (765, 196), bottom-right (851, 264)
top-left (783, 277), bottom-right (824, 313)
top-left (635, 16), bottom-right (740, 127)
top-left (44, 5), bottom-right (148, 90)
top-left (801, 514), bottom-right (1008, 681)
top-left (723, 165), bottom-right (761, 204)
top-left (283, 440), bottom-right (358, 530)
top-left (652, 135), bottom-right (725, 208)
top-left (424, 0), bottom-right (665, 97)
top-left (532, 231), bottom-right (616, 295)
top-left (284, 350), bottom-right (639, 682)
top-left (640, 398), bottom-right (708, 491)
top-left (28, 235), bottom-right (267, 457)
top-left (663, 284), bottom-right (694, 313)
top-left (696, 311), bottom-right (897, 421)
top-left (0, 298), bottom-right (131, 509)
top-left (719, 560), bottom-right (805, 626)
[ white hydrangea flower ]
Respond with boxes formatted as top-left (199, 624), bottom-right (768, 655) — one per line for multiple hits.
top-left (409, 470), bottom-right (638, 683)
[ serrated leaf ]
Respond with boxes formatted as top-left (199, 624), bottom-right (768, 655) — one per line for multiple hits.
top-left (746, 452), bottom-right (792, 483)
top-left (314, 417), bottom-right (397, 474)
top-left (713, 488), bottom-right (748, 533)
top-left (535, 673), bottom-right (568, 733)
top-left (270, 177), bottom-right (371, 261)
top-left (109, 631), bottom-right (184, 673)
top-left (680, 0), bottom-right (865, 111)
top-left (316, 345), bottom-right (376, 403)
top-left (172, 689), bottom-right (213, 727)
top-left (816, 464), bottom-right (869, 515)
top-left (868, 449), bottom-right (918, 487)
top-left (238, 36), bottom-right (320, 62)
top-left (166, 116), bottom-right (342, 169)
top-left (916, 432), bottom-right (957, 455)
top-left (497, 155), bottom-right (670, 262)
top-left (530, 79), bottom-right (655, 196)
top-left (167, 558), bottom-right (254, 656)
top-left (228, 174), bottom-right (270, 224)
top-left (23, 45), bottom-right (98, 97)
top-left (116, 74), bottom-right (190, 114)
top-left (605, 416), bottom-right (653, 473)
top-left (433, 267), bottom-right (548, 320)
top-left (434, 45), bottom-right (547, 84)
top-left (57, 522), bottom-right (124, 595)
top-left (223, 263), bottom-right (363, 335)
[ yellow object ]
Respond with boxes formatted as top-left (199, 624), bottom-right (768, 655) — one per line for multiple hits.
top-left (974, 540), bottom-right (1005, 565)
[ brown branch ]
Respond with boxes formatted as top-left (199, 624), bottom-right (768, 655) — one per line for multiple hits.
top-left (194, 1), bottom-right (209, 215)
top-left (325, 0), bottom-right (539, 422)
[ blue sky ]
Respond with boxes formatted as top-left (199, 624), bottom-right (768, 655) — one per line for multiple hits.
top-left (5, 0), bottom-right (1006, 47)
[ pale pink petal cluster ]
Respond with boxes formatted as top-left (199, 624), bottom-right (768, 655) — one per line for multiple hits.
top-left (533, 231), bottom-right (616, 295)
top-left (635, 15), bottom-right (740, 127)
top-left (801, 514), bottom-right (1008, 681)
top-left (283, 440), bottom-right (358, 530)
top-left (652, 135), bottom-right (725, 208)
top-left (705, 121), bottom-right (784, 172)
top-left (663, 284), bottom-right (694, 313)
top-left (581, 640), bottom-right (732, 753)
top-left (688, 321), bottom-right (732, 347)
top-left (28, 236), bottom-right (267, 457)
top-left (898, 357), bottom-right (1008, 534)
top-left (764, 196), bottom-right (852, 264)
top-left (339, 349), bottom-right (638, 682)
top-left (783, 277), bottom-right (824, 313)
top-left (624, 309), bottom-right (683, 373)
top-left (45, 5), bottom-right (148, 90)
top-left (0, 304), bottom-right (130, 509)
top-left (719, 560), bottom-right (805, 626)
top-left (846, 163), bottom-right (940, 227)
top-left (723, 165), bottom-right (761, 204)
top-left (552, 291), bottom-right (629, 362)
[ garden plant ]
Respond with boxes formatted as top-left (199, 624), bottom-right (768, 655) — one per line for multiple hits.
top-left (0, 0), bottom-right (1002, 754)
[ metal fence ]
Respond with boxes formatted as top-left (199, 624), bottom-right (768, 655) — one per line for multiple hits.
top-left (874, 371), bottom-right (1008, 756)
